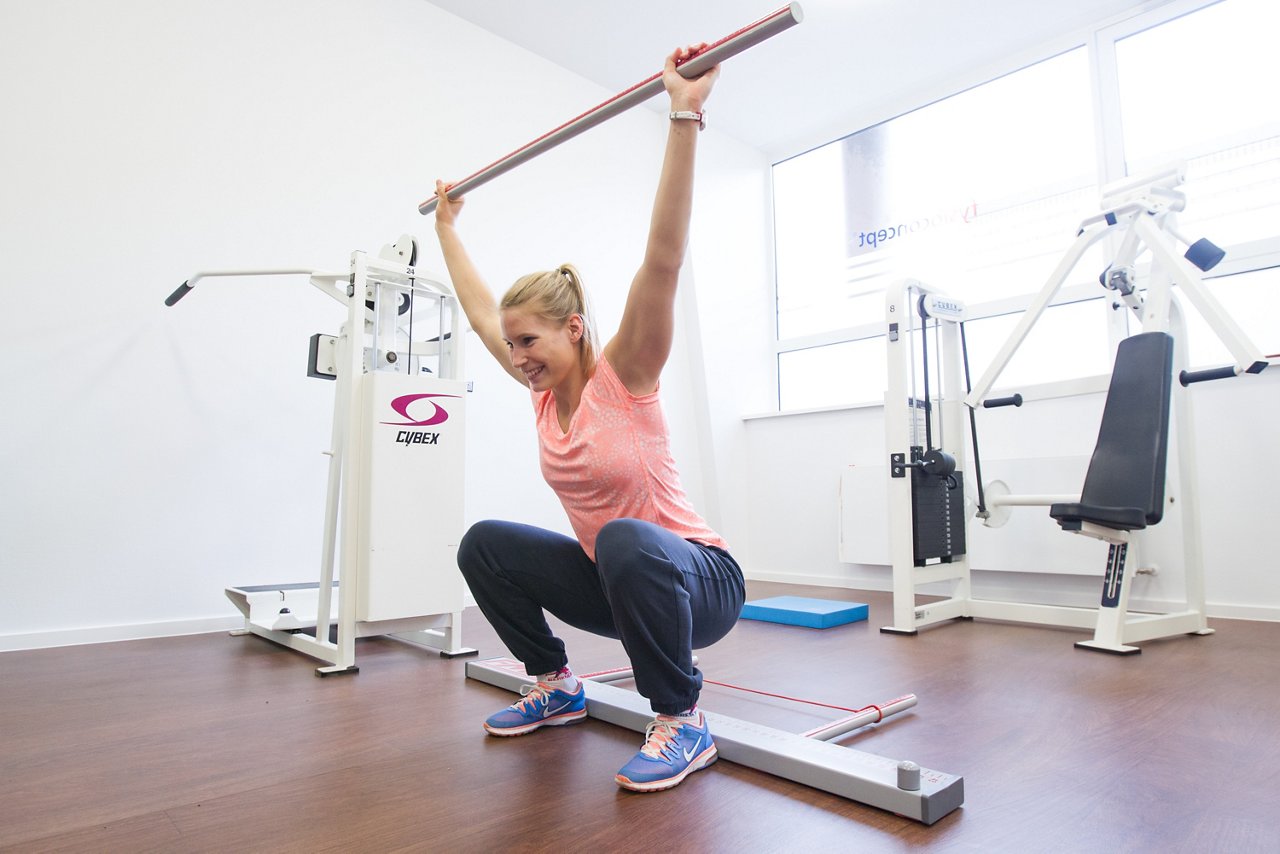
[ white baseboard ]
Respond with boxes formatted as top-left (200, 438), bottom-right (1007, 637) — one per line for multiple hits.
top-left (2, 587), bottom-right (480, 653)
top-left (0, 615), bottom-right (244, 652)
top-left (3, 581), bottom-right (1273, 654)
top-left (2, 596), bottom-right (482, 653)
top-left (1199, 602), bottom-right (1280, 623)
top-left (744, 569), bottom-right (893, 593)
top-left (742, 569), bottom-right (1280, 623)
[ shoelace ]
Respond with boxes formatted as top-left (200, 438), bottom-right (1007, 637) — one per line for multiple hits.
top-left (639, 718), bottom-right (684, 761)
top-left (513, 681), bottom-right (555, 713)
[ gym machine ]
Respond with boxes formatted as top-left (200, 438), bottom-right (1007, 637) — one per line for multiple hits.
top-left (166, 236), bottom-right (475, 674)
top-left (881, 164), bottom-right (1270, 652)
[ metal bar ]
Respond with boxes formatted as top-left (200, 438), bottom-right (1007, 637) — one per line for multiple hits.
top-left (986, 493), bottom-right (1078, 507)
top-left (418, 3), bottom-right (804, 215)
top-left (963, 224), bottom-right (1112, 408)
top-left (164, 268), bottom-right (325, 306)
top-left (583, 653), bottom-right (704, 684)
top-left (581, 666), bottom-right (637, 684)
top-left (313, 329), bottom-right (348, 650)
top-left (800, 695), bottom-right (917, 741)
top-left (1135, 213), bottom-right (1267, 372)
top-left (466, 657), bottom-right (963, 825)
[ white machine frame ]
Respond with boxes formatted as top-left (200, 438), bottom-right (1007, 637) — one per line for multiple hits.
top-left (881, 165), bottom-right (1269, 652)
top-left (169, 238), bottom-right (475, 674)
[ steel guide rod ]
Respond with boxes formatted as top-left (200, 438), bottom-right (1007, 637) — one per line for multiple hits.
top-left (800, 694), bottom-right (918, 741)
top-left (418, 3), bottom-right (804, 215)
top-left (583, 662), bottom-right (919, 737)
top-left (466, 657), bottom-right (963, 825)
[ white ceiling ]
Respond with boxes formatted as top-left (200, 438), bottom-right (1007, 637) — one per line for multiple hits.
top-left (425, 0), bottom-right (1161, 159)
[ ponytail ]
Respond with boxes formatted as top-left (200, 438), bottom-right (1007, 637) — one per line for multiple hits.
top-left (502, 263), bottom-right (598, 372)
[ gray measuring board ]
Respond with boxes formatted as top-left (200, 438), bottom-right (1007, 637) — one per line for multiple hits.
top-left (465, 657), bottom-right (963, 825)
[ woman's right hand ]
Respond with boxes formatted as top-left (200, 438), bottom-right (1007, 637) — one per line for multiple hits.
top-left (434, 179), bottom-right (465, 227)
top-left (663, 43), bottom-right (719, 114)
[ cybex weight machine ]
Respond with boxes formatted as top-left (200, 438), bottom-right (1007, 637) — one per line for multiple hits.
top-left (166, 236), bottom-right (474, 674)
top-left (881, 165), bottom-right (1269, 652)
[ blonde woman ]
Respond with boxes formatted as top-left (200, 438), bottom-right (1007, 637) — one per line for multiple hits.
top-left (433, 45), bottom-right (742, 793)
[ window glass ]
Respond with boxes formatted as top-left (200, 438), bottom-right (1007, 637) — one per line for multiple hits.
top-left (775, 48), bottom-right (1096, 342)
top-left (773, 143), bottom-right (849, 340)
top-left (778, 338), bottom-right (887, 410)
top-left (963, 299), bottom-right (1114, 392)
top-left (1116, 0), bottom-right (1280, 246)
top-left (1177, 266), bottom-right (1280, 366)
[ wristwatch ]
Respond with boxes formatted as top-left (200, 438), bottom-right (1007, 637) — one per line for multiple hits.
top-left (669, 110), bottom-right (706, 131)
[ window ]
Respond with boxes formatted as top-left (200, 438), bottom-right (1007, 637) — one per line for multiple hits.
top-left (772, 0), bottom-right (1280, 411)
top-left (1112, 0), bottom-right (1280, 367)
top-left (778, 337), bottom-right (886, 412)
top-left (1181, 265), bottom-right (1280, 367)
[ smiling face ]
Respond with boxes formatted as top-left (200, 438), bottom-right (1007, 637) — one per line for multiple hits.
top-left (500, 304), bottom-right (585, 392)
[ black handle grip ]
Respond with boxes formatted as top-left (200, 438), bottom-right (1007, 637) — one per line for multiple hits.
top-left (164, 281), bottom-right (193, 306)
top-left (983, 394), bottom-right (1023, 408)
top-left (1179, 366), bottom-right (1236, 386)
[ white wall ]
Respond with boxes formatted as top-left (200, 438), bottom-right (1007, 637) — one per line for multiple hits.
top-left (0, 0), bottom-right (731, 647)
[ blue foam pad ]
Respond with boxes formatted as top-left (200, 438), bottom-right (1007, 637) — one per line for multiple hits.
top-left (738, 596), bottom-right (869, 629)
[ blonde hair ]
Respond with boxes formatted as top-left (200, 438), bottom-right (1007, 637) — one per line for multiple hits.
top-left (501, 263), bottom-right (598, 372)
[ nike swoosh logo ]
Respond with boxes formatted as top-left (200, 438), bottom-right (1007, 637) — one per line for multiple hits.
top-left (543, 700), bottom-right (572, 718)
top-left (683, 735), bottom-right (702, 761)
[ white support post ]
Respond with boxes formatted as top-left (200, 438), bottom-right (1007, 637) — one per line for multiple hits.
top-left (318, 251), bottom-right (371, 674)
top-left (1074, 532), bottom-right (1140, 654)
top-left (880, 279), bottom-right (974, 635)
top-left (312, 324), bottom-right (349, 657)
top-left (1161, 300), bottom-right (1213, 639)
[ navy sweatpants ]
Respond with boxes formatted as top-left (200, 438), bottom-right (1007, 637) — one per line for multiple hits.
top-left (457, 518), bottom-right (745, 715)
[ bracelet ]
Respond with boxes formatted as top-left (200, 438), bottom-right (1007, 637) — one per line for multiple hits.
top-left (669, 110), bottom-right (706, 131)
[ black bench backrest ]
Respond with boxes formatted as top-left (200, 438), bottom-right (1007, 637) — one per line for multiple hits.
top-left (1050, 332), bottom-right (1174, 531)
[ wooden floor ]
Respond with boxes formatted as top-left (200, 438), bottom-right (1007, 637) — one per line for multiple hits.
top-left (3, 581), bottom-right (1279, 853)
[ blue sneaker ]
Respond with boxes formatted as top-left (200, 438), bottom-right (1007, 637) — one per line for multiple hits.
top-left (483, 680), bottom-right (587, 737)
top-left (615, 713), bottom-right (717, 792)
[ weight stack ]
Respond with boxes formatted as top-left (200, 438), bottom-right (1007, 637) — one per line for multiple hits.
top-left (911, 467), bottom-right (966, 566)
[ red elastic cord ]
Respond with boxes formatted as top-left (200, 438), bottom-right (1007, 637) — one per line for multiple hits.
top-left (703, 678), bottom-right (881, 716)
top-left (582, 668), bottom-right (902, 718)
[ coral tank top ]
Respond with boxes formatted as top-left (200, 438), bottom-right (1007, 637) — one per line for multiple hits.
top-left (533, 356), bottom-right (728, 561)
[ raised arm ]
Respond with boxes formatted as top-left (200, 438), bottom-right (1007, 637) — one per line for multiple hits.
top-left (603, 45), bottom-right (719, 396)
top-left (432, 180), bottom-right (526, 384)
